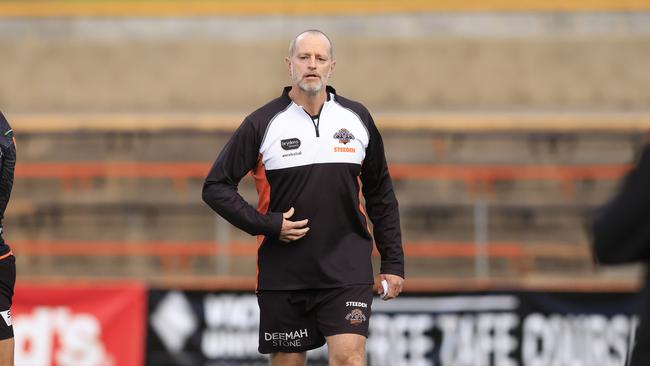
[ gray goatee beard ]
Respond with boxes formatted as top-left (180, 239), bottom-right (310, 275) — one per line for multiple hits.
top-left (299, 80), bottom-right (322, 95)
top-left (291, 69), bottom-right (326, 96)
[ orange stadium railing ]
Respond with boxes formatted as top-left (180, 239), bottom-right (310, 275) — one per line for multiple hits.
top-left (14, 162), bottom-right (632, 194)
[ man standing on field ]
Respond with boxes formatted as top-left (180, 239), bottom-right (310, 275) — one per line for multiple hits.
top-left (203, 30), bottom-right (404, 365)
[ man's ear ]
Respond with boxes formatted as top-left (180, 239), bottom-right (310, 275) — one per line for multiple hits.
top-left (285, 57), bottom-right (292, 75)
top-left (328, 60), bottom-right (336, 77)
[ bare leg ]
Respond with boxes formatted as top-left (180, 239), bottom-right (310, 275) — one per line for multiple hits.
top-left (269, 352), bottom-right (306, 366)
top-left (0, 338), bottom-right (14, 366)
top-left (326, 333), bottom-right (366, 366)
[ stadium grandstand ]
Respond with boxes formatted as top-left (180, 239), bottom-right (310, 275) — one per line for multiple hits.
top-left (1, 1), bottom-right (649, 365)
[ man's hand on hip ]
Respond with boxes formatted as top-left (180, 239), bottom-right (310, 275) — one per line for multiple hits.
top-left (279, 207), bottom-right (309, 243)
top-left (378, 273), bottom-right (404, 300)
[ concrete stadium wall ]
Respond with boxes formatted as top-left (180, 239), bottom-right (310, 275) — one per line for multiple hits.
top-left (1, 13), bottom-right (650, 113)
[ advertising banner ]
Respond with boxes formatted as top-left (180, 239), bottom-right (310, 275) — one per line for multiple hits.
top-left (147, 290), bottom-right (641, 366)
top-left (13, 282), bottom-right (147, 366)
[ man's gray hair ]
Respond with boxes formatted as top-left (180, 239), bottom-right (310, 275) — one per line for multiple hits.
top-left (288, 29), bottom-right (334, 59)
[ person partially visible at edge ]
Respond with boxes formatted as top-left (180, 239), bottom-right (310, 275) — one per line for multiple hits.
top-left (0, 111), bottom-right (16, 366)
top-left (202, 29), bottom-right (404, 365)
top-left (592, 142), bottom-right (650, 366)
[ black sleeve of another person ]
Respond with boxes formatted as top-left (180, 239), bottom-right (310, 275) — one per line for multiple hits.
top-left (0, 112), bottom-right (16, 244)
top-left (592, 144), bottom-right (650, 264)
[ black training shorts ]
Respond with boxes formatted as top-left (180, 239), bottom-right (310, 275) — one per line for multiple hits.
top-left (0, 253), bottom-right (15, 340)
top-left (257, 285), bottom-right (373, 354)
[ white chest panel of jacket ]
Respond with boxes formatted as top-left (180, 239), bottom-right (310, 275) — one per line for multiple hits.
top-left (259, 96), bottom-right (369, 171)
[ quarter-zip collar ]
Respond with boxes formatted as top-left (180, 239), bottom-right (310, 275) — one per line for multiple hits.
top-left (284, 86), bottom-right (335, 138)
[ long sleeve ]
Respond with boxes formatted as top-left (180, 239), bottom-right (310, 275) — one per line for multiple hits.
top-left (592, 144), bottom-right (650, 264)
top-left (202, 118), bottom-right (283, 238)
top-left (360, 113), bottom-right (404, 278)
top-left (0, 112), bottom-right (16, 245)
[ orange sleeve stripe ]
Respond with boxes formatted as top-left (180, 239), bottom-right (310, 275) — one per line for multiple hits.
top-left (251, 154), bottom-right (270, 290)
top-left (0, 250), bottom-right (14, 261)
top-left (357, 176), bottom-right (371, 236)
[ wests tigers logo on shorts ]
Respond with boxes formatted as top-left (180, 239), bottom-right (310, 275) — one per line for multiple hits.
top-left (345, 308), bottom-right (366, 325)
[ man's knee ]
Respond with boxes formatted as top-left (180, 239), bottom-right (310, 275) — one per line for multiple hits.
top-left (327, 335), bottom-right (366, 366)
top-left (330, 351), bottom-right (365, 366)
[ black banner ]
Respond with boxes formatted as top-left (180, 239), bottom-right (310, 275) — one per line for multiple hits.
top-left (146, 290), bottom-right (641, 366)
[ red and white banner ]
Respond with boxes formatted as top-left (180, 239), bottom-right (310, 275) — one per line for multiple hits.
top-left (12, 282), bottom-right (146, 366)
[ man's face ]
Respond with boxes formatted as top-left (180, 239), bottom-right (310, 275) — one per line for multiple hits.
top-left (287, 33), bottom-right (335, 95)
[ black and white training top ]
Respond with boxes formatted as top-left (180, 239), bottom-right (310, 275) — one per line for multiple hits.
top-left (0, 112), bottom-right (16, 256)
top-left (203, 86), bottom-right (404, 290)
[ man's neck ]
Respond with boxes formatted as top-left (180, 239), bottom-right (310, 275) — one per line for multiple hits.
top-left (289, 86), bottom-right (327, 116)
